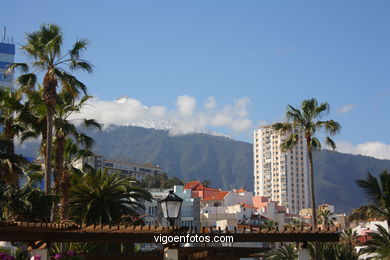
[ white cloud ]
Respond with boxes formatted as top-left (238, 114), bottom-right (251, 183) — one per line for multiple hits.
top-left (337, 104), bottom-right (356, 114)
top-left (70, 95), bottom-right (253, 135)
top-left (176, 95), bottom-right (196, 116)
top-left (204, 96), bottom-right (217, 109)
top-left (335, 141), bottom-right (390, 160)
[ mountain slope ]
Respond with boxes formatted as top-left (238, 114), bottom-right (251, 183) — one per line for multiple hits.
top-left (17, 125), bottom-right (390, 213)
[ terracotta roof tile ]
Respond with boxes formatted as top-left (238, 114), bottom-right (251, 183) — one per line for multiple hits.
top-left (184, 181), bottom-right (201, 190)
top-left (203, 191), bottom-right (229, 201)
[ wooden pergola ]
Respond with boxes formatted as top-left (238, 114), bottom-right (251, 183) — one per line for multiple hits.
top-left (0, 221), bottom-right (339, 243)
top-left (0, 221), bottom-right (340, 259)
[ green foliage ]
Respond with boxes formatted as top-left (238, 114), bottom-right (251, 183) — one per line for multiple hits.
top-left (141, 172), bottom-right (184, 189)
top-left (356, 170), bottom-right (390, 224)
top-left (261, 220), bottom-right (279, 229)
top-left (309, 242), bottom-right (359, 260)
top-left (267, 243), bottom-right (297, 260)
top-left (51, 242), bottom-right (95, 255)
top-left (360, 224), bottom-right (390, 259)
top-left (318, 209), bottom-right (334, 227)
top-left (340, 228), bottom-right (360, 249)
top-left (68, 168), bottom-right (152, 225)
top-left (0, 182), bottom-right (57, 222)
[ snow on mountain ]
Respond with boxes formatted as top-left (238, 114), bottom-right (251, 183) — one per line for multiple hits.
top-left (111, 96), bottom-right (231, 139)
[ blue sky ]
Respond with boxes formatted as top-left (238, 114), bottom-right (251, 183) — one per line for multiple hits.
top-left (3, 1), bottom-right (390, 158)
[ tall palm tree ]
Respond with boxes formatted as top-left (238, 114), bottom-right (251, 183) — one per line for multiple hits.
top-left (69, 169), bottom-right (152, 225)
top-left (356, 170), bottom-right (390, 226)
top-left (318, 209), bottom-right (334, 228)
top-left (52, 91), bottom-right (100, 221)
top-left (9, 24), bottom-right (93, 194)
top-left (273, 98), bottom-right (341, 228)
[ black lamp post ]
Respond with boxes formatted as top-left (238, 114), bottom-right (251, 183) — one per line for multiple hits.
top-left (159, 190), bottom-right (183, 227)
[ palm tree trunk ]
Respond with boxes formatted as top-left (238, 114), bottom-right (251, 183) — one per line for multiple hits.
top-left (308, 149), bottom-right (317, 228)
top-left (307, 145), bottom-right (320, 260)
top-left (43, 72), bottom-right (57, 194)
top-left (60, 169), bottom-right (70, 221)
top-left (54, 135), bottom-right (64, 193)
top-left (45, 107), bottom-right (54, 194)
top-left (4, 122), bottom-right (14, 156)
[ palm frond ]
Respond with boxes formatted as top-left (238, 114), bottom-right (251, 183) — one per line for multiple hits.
top-left (310, 137), bottom-right (322, 150)
top-left (6, 63), bottom-right (29, 73)
top-left (325, 137), bottom-right (336, 150)
top-left (15, 73), bottom-right (37, 90)
top-left (69, 39), bottom-right (88, 60)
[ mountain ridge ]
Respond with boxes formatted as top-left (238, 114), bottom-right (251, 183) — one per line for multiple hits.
top-left (16, 125), bottom-right (390, 213)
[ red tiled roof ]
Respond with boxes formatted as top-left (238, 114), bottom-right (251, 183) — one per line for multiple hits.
top-left (184, 181), bottom-right (201, 190)
top-left (240, 203), bottom-right (258, 210)
top-left (184, 181), bottom-right (221, 192)
top-left (203, 191), bottom-right (229, 201)
top-left (235, 188), bottom-right (245, 193)
top-left (199, 186), bottom-right (220, 192)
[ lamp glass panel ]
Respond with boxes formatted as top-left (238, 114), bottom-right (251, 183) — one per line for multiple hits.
top-left (167, 200), bottom-right (182, 218)
top-left (161, 201), bottom-right (168, 219)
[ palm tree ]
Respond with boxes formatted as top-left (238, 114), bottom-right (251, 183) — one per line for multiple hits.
top-left (262, 220), bottom-right (279, 229)
top-left (356, 170), bottom-right (390, 226)
top-left (273, 98), bottom-right (341, 228)
top-left (340, 228), bottom-right (360, 252)
top-left (0, 87), bottom-right (27, 184)
top-left (9, 24), bottom-right (93, 194)
top-left (309, 242), bottom-right (359, 260)
top-left (69, 169), bottom-right (152, 225)
top-left (0, 181), bottom-right (57, 222)
top-left (360, 224), bottom-right (390, 259)
top-left (52, 91), bottom-right (100, 221)
top-left (348, 205), bottom-right (381, 223)
top-left (268, 243), bottom-right (298, 260)
top-left (318, 209), bottom-right (334, 228)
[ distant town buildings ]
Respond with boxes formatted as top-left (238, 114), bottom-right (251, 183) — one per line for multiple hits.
top-left (254, 124), bottom-right (310, 214)
top-left (74, 154), bottom-right (164, 181)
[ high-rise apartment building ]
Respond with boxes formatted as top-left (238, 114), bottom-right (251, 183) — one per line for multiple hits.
top-left (0, 30), bottom-right (16, 134)
top-left (0, 31), bottom-right (15, 88)
top-left (253, 124), bottom-right (310, 214)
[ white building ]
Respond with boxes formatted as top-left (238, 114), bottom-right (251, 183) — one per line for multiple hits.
top-left (74, 154), bottom-right (164, 181)
top-left (254, 124), bottom-right (310, 214)
top-left (200, 189), bottom-right (255, 228)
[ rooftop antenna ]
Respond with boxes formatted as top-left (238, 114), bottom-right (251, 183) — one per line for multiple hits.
top-left (2, 26), bottom-right (6, 42)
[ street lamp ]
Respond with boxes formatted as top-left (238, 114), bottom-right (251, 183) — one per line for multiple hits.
top-left (159, 190), bottom-right (183, 227)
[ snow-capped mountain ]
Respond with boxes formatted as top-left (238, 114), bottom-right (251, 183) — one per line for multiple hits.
top-left (113, 96), bottom-right (231, 139)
